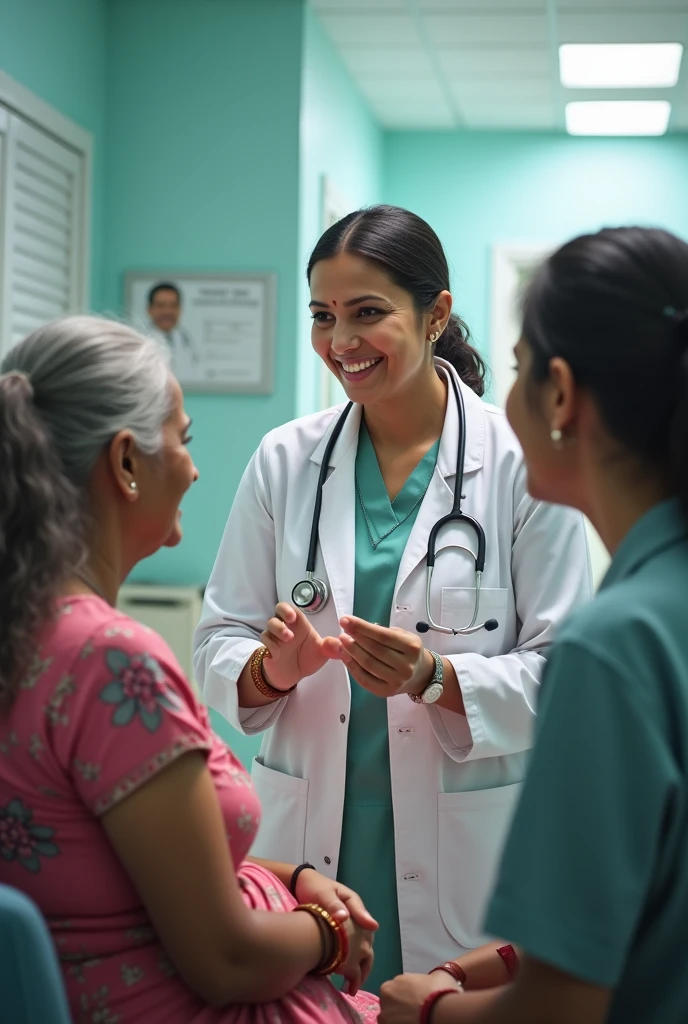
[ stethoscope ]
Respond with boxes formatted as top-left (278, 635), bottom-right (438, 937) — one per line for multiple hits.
top-left (291, 373), bottom-right (499, 637)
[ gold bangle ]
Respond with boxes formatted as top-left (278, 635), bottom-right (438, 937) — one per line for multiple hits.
top-left (249, 646), bottom-right (296, 700)
top-left (294, 903), bottom-right (348, 976)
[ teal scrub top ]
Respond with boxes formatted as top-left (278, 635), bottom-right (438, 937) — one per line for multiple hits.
top-left (486, 498), bottom-right (688, 1024)
top-left (336, 421), bottom-right (440, 994)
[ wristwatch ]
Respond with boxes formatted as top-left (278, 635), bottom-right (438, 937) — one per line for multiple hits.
top-left (408, 651), bottom-right (444, 705)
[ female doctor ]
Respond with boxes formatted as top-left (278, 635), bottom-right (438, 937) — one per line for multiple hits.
top-left (194, 205), bottom-right (591, 991)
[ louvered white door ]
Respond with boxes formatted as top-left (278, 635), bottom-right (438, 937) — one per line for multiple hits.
top-left (0, 111), bottom-right (85, 354)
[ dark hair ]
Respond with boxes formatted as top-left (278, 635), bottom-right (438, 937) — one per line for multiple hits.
top-left (307, 205), bottom-right (487, 396)
top-left (148, 282), bottom-right (182, 306)
top-left (0, 372), bottom-right (85, 711)
top-left (522, 226), bottom-right (688, 522)
top-left (0, 316), bottom-right (172, 711)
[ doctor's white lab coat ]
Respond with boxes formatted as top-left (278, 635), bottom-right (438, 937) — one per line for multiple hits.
top-left (193, 359), bottom-right (592, 972)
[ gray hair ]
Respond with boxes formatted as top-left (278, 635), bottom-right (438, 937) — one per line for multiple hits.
top-left (0, 315), bottom-right (174, 709)
top-left (1, 315), bottom-right (173, 486)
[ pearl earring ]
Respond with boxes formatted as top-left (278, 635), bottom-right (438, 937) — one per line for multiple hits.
top-left (550, 429), bottom-right (563, 444)
top-left (129, 481), bottom-right (138, 492)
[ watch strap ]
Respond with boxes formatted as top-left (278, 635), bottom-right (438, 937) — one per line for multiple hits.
top-left (408, 650), bottom-right (443, 704)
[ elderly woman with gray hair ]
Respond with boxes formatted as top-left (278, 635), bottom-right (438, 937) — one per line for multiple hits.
top-left (0, 317), bottom-right (378, 1024)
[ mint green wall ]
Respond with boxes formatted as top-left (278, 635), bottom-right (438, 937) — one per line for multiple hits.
top-left (297, 4), bottom-right (383, 416)
top-left (384, 132), bottom-right (688, 380)
top-left (103, 0), bottom-right (304, 595)
top-left (0, 0), bottom-right (107, 309)
top-left (101, 0), bottom-right (307, 761)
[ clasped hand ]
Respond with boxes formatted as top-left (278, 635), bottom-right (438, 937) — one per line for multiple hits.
top-left (261, 603), bottom-right (434, 699)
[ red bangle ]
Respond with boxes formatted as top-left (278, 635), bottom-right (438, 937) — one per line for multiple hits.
top-left (419, 989), bottom-right (459, 1024)
top-left (496, 944), bottom-right (519, 979)
top-left (430, 962), bottom-right (467, 986)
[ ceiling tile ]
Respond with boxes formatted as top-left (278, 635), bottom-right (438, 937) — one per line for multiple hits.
top-left (339, 47), bottom-right (436, 80)
top-left (358, 78), bottom-right (448, 102)
top-left (437, 47), bottom-right (552, 79)
top-left (559, 1), bottom-right (687, 8)
top-left (424, 12), bottom-right (550, 46)
top-left (450, 78), bottom-right (552, 103)
top-left (460, 102), bottom-right (557, 129)
top-left (418, 0), bottom-right (547, 7)
top-left (311, 0), bottom-right (406, 9)
top-left (370, 98), bottom-right (456, 129)
top-left (557, 11), bottom-right (688, 44)
top-left (318, 12), bottom-right (421, 47)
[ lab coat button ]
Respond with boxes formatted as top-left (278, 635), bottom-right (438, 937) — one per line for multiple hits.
top-left (340, 714), bottom-right (346, 723)
top-left (324, 856), bottom-right (331, 865)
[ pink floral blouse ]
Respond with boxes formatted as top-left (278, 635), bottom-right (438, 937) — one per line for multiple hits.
top-left (0, 596), bottom-right (378, 1024)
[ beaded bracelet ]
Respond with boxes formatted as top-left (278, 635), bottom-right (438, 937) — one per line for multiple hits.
top-left (429, 961), bottom-right (467, 986)
top-left (294, 903), bottom-right (348, 976)
top-left (419, 988), bottom-right (462, 1024)
top-left (249, 646), bottom-right (296, 700)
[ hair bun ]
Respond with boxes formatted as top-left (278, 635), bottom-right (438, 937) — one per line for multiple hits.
top-left (0, 370), bottom-right (34, 398)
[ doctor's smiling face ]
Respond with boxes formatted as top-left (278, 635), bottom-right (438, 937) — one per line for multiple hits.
top-left (309, 252), bottom-right (449, 405)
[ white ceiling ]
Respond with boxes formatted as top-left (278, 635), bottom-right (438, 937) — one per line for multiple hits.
top-left (310, 0), bottom-right (688, 131)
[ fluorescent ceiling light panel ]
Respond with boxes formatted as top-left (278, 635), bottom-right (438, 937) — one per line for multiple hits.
top-left (560, 43), bottom-right (683, 89)
top-left (566, 101), bottom-right (671, 136)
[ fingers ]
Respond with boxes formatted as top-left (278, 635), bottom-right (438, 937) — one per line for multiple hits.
top-left (340, 892), bottom-right (379, 931)
top-left (345, 966), bottom-right (362, 998)
top-left (359, 950), bottom-right (374, 986)
top-left (340, 628), bottom-right (406, 672)
top-left (321, 635), bottom-right (346, 660)
top-left (340, 635), bottom-right (403, 685)
top-left (343, 655), bottom-right (391, 698)
top-left (320, 897), bottom-right (349, 923)
top-left (340, 616), bottom-right (420, 655)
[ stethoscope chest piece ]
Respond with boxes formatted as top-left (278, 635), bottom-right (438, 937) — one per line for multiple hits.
top-left (291, 574), bottom-right (328, 614)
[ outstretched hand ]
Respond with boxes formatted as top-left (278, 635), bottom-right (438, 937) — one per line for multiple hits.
top-left (260, 602), bottom-right (345, 692)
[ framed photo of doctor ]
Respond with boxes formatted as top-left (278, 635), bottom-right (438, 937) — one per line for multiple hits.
top-left (125, 271), bottom-right (276, 393)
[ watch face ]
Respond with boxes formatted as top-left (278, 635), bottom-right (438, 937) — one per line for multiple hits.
top-left (422, 682), bottom-right (444, 705)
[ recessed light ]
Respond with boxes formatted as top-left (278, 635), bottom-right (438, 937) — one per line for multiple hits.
top-left (560, 43), bottom-right (683, 89)
top-left (565, 100), bottom-right (671, 136)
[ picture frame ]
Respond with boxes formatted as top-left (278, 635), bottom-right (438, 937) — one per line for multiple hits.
top-left (124, 271), bottom-right (276, 394)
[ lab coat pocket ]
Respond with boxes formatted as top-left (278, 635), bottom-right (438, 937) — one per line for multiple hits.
top-left (439, 588), bottom-right (508, 654)
top-left (437, 781), bottom-right (521, 949)
top-left (250, 758), bottom-right (309, 865)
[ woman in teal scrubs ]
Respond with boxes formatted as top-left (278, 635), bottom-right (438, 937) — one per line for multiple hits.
top-left (196, 206), bottom-right (591, 996)
top-left (380, 226), bottom-right (688, 1024)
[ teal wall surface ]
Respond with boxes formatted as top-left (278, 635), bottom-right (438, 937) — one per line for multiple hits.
top-left (297, 3), bottom-right (383, 416)
top-left (103, 0), bottom-right (304, 592)
top-left (0, 0), bottom-right (107, 308)
top-left (384, 131), bottom-right (688, 379)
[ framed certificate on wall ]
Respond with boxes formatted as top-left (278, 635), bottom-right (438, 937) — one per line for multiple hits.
top-left (125, 271), bottom-right (276, 394)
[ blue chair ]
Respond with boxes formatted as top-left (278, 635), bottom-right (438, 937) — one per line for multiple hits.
top-left (0, 884), bottom-right (71, 1023)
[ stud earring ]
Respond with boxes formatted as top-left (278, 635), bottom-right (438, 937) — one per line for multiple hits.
top-left (429, 332), bottom-right (439, 343)
top-left (129, 481), bottom-right (138, 492)
top-left (550, 428), bottom-right (563, 445)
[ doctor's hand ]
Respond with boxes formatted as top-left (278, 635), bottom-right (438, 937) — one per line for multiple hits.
top-left (260, 602), bottom-right (344, 692)
top-left (337, 616), bottom-right (435, 699)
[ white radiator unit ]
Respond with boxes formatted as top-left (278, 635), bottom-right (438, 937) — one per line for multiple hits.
top-left (117, 584), bottom-right (203, 687)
